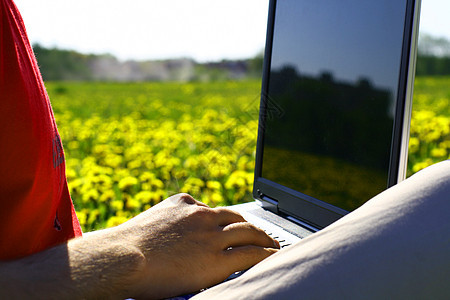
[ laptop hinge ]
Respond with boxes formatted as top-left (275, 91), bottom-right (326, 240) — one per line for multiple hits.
top-left (286, 216), bottom-right (321, 233)
top-left (261, 195), bottom-right (278, 206)
top-left (259, 195), bottom-right (278, 214)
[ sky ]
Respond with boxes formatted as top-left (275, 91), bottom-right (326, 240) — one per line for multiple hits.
top-left (271, 0), bottom-right (409, 91)
top-left (13, 0), bottom-right (450, 62)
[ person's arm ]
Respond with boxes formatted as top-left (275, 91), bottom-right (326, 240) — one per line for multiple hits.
top-left (0, 193), bottom-right (279, 299)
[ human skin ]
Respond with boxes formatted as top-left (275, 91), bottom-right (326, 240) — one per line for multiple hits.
top-left (0, 193), bottom-right (279, 299)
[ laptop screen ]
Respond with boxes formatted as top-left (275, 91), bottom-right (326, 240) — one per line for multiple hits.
top-left (254, 0), bottom-right (419, 227)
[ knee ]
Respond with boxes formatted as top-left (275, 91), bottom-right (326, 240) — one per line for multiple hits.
top-left (399, 160), bottom-right (450, 227)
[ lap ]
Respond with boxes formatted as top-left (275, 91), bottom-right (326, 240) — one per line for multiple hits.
top-left (194, 160), bottom-right (450, 299)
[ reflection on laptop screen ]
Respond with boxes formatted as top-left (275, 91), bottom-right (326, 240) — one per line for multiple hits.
top-left (261, 0), bottom-right (409, 212)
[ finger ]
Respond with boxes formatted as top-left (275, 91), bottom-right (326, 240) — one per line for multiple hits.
top-left (223, 245), bottom-right (279, 273)
top-left (212, 207), bottom-right (247, 226)
top-left (221, 222), bottom-right (280, 249)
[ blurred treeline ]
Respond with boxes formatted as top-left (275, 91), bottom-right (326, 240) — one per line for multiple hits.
top-left (33, 33), bottom-right (449, 82)
top-left (416, 34), bottom-right (450, 76)
top-left (32, 44), bottom-right (263, 82)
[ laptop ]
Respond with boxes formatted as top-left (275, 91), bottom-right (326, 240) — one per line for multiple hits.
top-left (230, 0), bottom-right (422, 247)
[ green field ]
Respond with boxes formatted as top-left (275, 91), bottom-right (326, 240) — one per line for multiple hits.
top-left (46, 77), bottom-right (450, 231)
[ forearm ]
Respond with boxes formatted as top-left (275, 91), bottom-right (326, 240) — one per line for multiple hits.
top-left (0, 228), bottom-right (145, 299)
top-left (0, 194), bottom-right (280, 299)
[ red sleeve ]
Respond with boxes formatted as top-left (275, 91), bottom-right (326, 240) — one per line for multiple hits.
top-left (0, 0), bottom-right (82, 260)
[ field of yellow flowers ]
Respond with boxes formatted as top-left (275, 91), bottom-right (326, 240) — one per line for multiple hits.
top-left (46, 77), bottom-right (449, 232)
top-left (409, 77), bottom-right (450, 174)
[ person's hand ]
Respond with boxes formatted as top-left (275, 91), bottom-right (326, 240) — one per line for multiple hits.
top-left (117, 193), bottom-right (280, 299)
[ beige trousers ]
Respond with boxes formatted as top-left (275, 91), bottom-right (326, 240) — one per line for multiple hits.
top-left (194, 160), bottom-right (450, 299)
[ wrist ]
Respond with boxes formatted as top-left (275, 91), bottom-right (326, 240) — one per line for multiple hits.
top-left (68, 230), bottom-right (147, 299)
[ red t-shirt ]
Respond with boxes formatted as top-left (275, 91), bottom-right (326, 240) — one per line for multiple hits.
top-left (0, 0), bottom-right (82, 260)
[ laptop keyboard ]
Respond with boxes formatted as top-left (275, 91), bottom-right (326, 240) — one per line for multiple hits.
top-left (223, 227), bottom-right (297, 282)
top-left (264, 230), bottom-right (292, 248)
top-left (238, 210), bottom-right (303, 246)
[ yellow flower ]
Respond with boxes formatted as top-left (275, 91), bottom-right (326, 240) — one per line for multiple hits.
top-left (151, 179), bottom-right (164, 190)
top-left (106, 216), bottom-right (129, 228)
top-left (99, 190), bottom-right (115, 202)
top-left (87, 209), bottom-right (100, 225)
top-left (104, 154), bottom-right (123, 168)
top-left (412, 159), bottom-right (434, 173)
top-left (81, 189), bottom-right (99, 203)
top-left (118, 176), bottom-right (138, 191)
top-left (127, 159), bottom-right (142, 170)
top-left (76, 209), bottom-right (88, 227)
top-left (111, 200), bottom-right (124, 211)
top-left (125, 197), bottom-right (141, 210)
top-left (431, 148), bottom-right (447, 158)
top-left (206, 180), bottom-right (222, 190)
top-left (65, 168), bottom-right (77, 180)
top-left (408, 137), bottom-right (420, 154)
top-left (225, 171), bottom-right (248, 189)
top-left (140, 171), bottom-right (157, 183)
top-left (135, 191), bottom-right (153, 204)
top-left (210, 192), bottom-right (224, 204)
